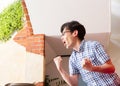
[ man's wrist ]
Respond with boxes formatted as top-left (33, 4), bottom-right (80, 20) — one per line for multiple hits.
top-left (91, 66), bottom-right (101, 72)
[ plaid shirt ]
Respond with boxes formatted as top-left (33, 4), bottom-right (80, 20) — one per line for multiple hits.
top-left (69, 40), bottom-right (120, 86)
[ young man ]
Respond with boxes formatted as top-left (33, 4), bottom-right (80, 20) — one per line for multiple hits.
top-left (54, 21), bottom-right (120, 86)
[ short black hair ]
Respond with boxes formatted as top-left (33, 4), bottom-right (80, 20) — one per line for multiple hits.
top-left (61, 21), bottom-right (86, 41)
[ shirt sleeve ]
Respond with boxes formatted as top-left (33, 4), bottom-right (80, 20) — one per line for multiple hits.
top-left (69, 55), bottom-right (80, 75)
top-left (93, 41), bottom-right (110, 64)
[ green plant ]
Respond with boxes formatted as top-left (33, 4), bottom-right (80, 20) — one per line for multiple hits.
top-left (0, 0), bottom-right (24, 42)
top-left (45, 75), bottom-right (67, 86)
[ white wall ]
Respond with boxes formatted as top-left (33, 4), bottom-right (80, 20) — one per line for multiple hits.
top-left (110, 0), bottom-right (120, 75)
top-left (0, 39), bottom-right (26, 86)
top-left (25, 0), bottom-right (110, 35)
top-left (111, 0), bottom-right (120, 35)
top-left (0, 0), bottom-right (14, 12)
top-left (0, 39), bottom-right (44, 86)
top-left (25, 52), bottom-right (44, 83)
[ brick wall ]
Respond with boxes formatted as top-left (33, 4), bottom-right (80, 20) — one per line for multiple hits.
top-left (14, 0), bottom-right (45, 56)
top-left (13, 0), bottom-right (44, 85)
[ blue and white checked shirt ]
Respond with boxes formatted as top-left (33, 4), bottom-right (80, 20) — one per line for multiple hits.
top-left (69, 40), bottom-right (120, 86)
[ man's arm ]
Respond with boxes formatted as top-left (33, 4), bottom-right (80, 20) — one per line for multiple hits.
top-left (54, 56), bottom-right (79, 86)
top-left (92, 59), bottom-right (115, 73)
top-left (82, 58), bottom-right (115, 73)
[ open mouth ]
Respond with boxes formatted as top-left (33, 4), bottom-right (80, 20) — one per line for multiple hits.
top-left (63, 41), bottom-right (66, 46)
top-left (63, 41), bottom-right (69, 48)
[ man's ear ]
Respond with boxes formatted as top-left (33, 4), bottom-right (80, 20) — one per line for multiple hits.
top-left (72, 30), bottom-right (78, 37)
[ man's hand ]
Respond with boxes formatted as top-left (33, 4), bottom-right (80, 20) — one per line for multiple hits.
top-left (53, 56), bottom-right (63, 71)
top-left (82, 58), bottom-right (93, 71)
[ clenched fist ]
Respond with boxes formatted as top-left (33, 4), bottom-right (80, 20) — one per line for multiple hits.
top-left (54, 56), bottom-right (63, 71)
top-left (82, 58), bottom-right (93, 71)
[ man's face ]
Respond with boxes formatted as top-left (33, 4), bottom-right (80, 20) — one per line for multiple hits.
top-left (61, 28), bottom-right (74, 49)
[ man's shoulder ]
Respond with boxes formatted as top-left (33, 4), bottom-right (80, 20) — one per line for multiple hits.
top-left (84, 40), bottom-right (101, 47)
top-left (85, 40), bottom-right (100, 44)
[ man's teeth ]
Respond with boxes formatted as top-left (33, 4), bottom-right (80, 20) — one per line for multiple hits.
top-left (66, 45), bottom-right (68, 49)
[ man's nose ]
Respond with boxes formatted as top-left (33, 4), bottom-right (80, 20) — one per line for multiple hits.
top-left (61, 36), bottom-right (64, 40)
top-left (61, 36), bottom-right (64, 42)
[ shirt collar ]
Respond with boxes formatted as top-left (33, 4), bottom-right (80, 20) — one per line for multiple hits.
top-left (73, 39), bottom-right (85, 53)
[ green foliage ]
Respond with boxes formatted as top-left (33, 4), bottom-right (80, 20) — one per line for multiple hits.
top-left (0, 0), bottom-right (24, 42)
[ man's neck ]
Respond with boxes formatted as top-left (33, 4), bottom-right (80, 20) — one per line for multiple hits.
top-left (73, 39), bottom-right (81, 52)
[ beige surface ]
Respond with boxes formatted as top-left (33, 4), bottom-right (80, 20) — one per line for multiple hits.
top-left (111, 0), bottom-right (120, 75)
top-left (109, 35), bottom-right (120, 76)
